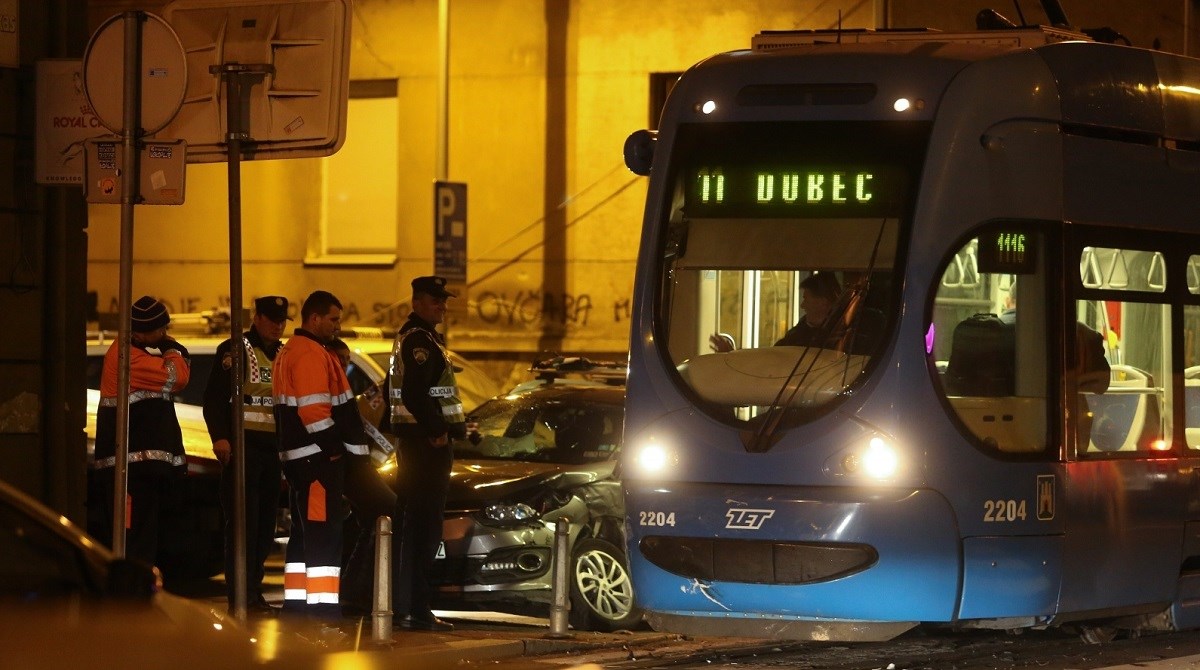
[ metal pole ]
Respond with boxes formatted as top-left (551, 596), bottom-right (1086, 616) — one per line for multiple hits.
top-left (372, 515), bottom-right (393, 643)
top-left (211, 61), bottom-right (273, 621)
top-left (111, 10), bottom-right (144, 558)
top-left (226, 66), bottom-right (248, 622)
top-left (874, 0), bottom-right (891, 29)
top-left (547, 518), bottom-right (573, 638)
top-left (437, 0), bottom-right (449, 181)
top-left (1185, 0), bottom-right (1192, 57)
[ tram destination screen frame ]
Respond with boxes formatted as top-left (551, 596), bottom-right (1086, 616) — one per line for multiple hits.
top-left (672, 120), bottom-right (930, 220)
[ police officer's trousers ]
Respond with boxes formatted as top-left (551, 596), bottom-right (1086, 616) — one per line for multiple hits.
top-left (219, 432), bottom-right (282, 606)
top-left (393, 437), bottom-right (452, 617)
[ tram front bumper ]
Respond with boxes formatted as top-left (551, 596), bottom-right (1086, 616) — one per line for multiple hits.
top-left (625, 481), bottom-right (960, 632)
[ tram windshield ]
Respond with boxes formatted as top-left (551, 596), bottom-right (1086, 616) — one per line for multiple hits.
top-left (656, 121), bottom-right (928, 425)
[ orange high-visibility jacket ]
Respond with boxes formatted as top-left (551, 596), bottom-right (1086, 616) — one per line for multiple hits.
top-left (272, 330), bottom-right (368, 462)
top-left (94, 340), bottom-right (190, 471)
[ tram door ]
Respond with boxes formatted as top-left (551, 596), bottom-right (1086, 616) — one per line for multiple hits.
top-left (1058, 241), bottom-right (1187, 613)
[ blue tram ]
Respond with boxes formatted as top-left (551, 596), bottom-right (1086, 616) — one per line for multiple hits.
top-left (620, 23), bottom-right (1200, 641)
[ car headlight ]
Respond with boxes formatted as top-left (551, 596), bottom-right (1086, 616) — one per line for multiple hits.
top-left (482, 502), bottom-right (539, 525)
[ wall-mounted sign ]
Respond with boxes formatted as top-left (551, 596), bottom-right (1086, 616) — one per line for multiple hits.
top-left (0, 0), bottom-right (17, 69)
top-left (35, 60), bottom-right (108, 185)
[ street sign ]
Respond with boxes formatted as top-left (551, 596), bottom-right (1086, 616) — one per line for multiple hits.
top-left (434, 181), bottom-right (468, 283)
top-left (84, 138), bottom-right (187, 205)
top-left (82, 12), bottom-right (187, 135)
top-left (160, 0), bottom-right (352, 162)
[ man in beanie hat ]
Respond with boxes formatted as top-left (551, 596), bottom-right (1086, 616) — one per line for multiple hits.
top-left (92, 295), bottom-right (191, 568)
top-left (388, 276), bottom-right (464, 631)
top-left (202, 295), bottom-right (290, 614)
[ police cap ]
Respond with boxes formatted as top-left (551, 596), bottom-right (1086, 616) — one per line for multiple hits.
top-left (411, 276), bottom-right (456, 299)
top-left (254, 295), bottom-right (290, 322)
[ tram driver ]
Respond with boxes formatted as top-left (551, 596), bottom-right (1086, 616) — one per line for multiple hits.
top-left (709, 272), bottom-right (882, 355)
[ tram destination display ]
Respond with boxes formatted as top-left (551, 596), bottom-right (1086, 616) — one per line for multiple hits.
top-left (685, 163), bottom-right (907, 218)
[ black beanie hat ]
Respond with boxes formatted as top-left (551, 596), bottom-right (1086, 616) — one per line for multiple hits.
top-left (131, 296), bottom-right (169, 333)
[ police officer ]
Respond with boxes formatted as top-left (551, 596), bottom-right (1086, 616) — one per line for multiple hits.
top-left (389, 276), bottom-right (465, 631)
top-left (202, 296), bottom-right (289, 614)
top-left (273, 290), bottom-right (368, 619)
top-left (92, 296), bottom-right (191, 567)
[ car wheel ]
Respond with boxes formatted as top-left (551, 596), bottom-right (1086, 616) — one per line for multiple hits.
top-left (569, 537), bottom-right (641, 631)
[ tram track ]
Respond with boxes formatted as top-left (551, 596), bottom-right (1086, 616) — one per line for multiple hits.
top-left (567, 628), bottom-right (1200, 670)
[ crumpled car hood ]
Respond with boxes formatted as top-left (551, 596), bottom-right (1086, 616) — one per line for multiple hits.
top-left (446, 460), bottom-right (603, 507)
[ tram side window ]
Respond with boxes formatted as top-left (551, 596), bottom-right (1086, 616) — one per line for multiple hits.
top-left (1077, 247), bottom-right (1170, 455)
top-left (930, 230), bottom-right (1048, 454)
top-left (1186, 256), bottom-right (1200, 449)
top-left (1186, 305), bottom-right (1200, 449)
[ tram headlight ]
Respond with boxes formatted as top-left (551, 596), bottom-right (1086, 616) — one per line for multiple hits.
top-left (892, 97), bottom-right (924, 113)
top-left (862, 437), bottom-right (899, 479)
top-left (839, 436), bottom-right (901, 481)
top-left (633, 439), bottom-right (672, 475)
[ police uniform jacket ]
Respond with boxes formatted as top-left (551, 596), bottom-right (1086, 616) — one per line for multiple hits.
top-left (391, 313), bottom-right (466, 441)
top-left (202, 327), bottom-right (282, 449)
top-left (94, 339), bottom-right (191, 473)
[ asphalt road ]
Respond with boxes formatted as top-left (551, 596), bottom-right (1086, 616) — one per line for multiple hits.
top-left (167, 550), bottom-right (1200, 670)
top-left (506, 627), bottom-right (1200, 670)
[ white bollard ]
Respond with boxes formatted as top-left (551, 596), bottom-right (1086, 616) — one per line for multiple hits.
top-left (372, 515), bottom-right (393, 643)
top-left (546, 518), bottom-right (574, 639)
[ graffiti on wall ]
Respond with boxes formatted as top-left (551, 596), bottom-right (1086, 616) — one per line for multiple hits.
top-left (474, 289), bottom-right (594, 326)
top-left (103, 285), bottom-right (633, 335)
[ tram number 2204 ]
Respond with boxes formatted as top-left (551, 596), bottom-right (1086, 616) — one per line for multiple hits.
top-left (639, 511), bottom-right (676, 527)
top-left (983, 499), bottom-right (1027, 522)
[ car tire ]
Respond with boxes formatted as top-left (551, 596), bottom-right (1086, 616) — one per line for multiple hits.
top-left (569, 537), bottom-right (641, 631)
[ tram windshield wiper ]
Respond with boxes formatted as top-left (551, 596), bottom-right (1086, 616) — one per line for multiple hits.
top-left (743, 217), bottom-right (889, 453)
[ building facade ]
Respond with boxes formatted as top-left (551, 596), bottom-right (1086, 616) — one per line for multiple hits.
top-left (0, 0), bottom-right (1196, 512)
top-left (82, 1), bottom-right (1198, 367)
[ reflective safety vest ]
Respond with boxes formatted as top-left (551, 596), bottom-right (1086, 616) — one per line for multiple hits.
top-left (389, 329), bottom-right (465, 427)
top-left (241, 338), bottom-right (276, 433)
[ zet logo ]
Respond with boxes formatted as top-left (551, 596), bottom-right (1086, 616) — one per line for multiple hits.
top-left (725, 507), bottom-right (775, 530)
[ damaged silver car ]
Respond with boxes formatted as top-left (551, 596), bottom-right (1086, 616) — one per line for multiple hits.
top-left (432, 358), bottom-right (640, 631)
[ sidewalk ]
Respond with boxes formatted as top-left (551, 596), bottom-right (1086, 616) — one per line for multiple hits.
top-left (242, 610), bottom-right (687, 667)
top-left (273, 616), bottom-right (803, 670)
top-left (186, 557), bottom-right (710, 666)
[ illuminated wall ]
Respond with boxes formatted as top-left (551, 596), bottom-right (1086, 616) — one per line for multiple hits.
top-left (84, 0), bottom-right (1189, 358)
